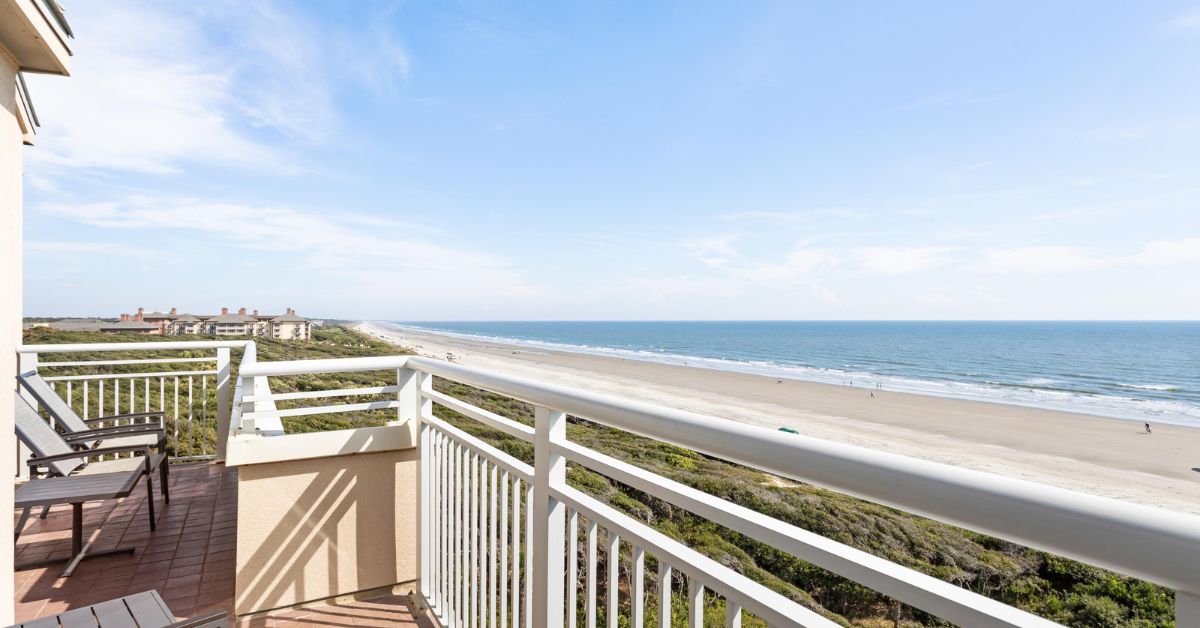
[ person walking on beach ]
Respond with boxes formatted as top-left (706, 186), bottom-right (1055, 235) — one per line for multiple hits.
top-left (1145, 422), bottom-right (1152, 434)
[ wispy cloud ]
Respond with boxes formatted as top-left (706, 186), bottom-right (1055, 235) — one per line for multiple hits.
top-left (979, 239), bottom-right (1200, 273)
top-left (719, 208), bottom-right (863, 223)
top-left (25, 240), bottom-right (158, 261)
top-left (852, 246), bottom-right (955, 275)
top-left (38, 196), bottom-right (537, 312)
top-left (1166, 7), bottom-right (1200, 30)
top-left (681, 234), bottom-right (741, 267)
top-left (24, 0), bottom-right (411, 176)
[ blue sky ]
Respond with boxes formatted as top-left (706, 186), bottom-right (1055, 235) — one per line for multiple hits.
top-left (22, 1), bottom-right (1200, 320)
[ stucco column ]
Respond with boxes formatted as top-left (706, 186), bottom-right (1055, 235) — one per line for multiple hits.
top-left (0, 49), bottom-right (23, 625)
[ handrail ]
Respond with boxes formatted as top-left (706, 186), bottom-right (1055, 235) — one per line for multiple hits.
top-left (239, 355), bottom-right (410, 376)
top-left (231, 352), bottom-right (1200, 600)
top-left (18, 340), bottom-right (251, 353)
top-left (19, 340), bottom-right (247, 463)
top-left (401, 356), bottom-right (1200, 596)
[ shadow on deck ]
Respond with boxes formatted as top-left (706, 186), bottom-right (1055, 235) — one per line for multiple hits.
top-left (12, 463), bottom-right (429, 626)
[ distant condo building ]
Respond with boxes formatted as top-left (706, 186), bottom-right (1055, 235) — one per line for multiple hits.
top-left (107, 306), bottom-right (312, 339)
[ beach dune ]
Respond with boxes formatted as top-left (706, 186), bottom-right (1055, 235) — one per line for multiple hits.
top-left (356, 322), bottom-right (1200, 514)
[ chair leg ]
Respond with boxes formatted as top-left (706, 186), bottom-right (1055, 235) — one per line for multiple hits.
top-left (38, 505), bottom-right (51, 520)
top-left (160, 462), bottom-right (169, 503)
top-left (14, 507), bottom-right (31, 543)
top-left (145, 475), bottom-right (156, 531)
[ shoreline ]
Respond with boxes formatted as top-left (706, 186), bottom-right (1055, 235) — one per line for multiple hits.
top-left (355, 321), bottom-right (1200, 514)
top-left (382, 323), bottom-right (1199, 427)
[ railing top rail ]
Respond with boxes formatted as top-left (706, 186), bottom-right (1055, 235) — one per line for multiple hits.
top-left (18, 340), bottom-right (252, 353)
top-left (403, 355), bottom-right (1200, 595)
top-left (240, 355), bottom-right (410, 377)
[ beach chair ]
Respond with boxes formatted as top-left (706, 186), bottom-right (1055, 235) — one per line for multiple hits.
top-left (19, 371), bottom-right (171, 518)
top-left (15, 397), bottom-right (168, 526)
top-left (7, 590), bottom-right (228, 627)
top-left (19, 371), bottom-right (165, 451)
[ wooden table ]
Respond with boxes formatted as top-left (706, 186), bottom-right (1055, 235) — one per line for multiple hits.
top-left (14, 590), bottom-right (184, 628)
top-left (14, 471), bottom-right (144, 577)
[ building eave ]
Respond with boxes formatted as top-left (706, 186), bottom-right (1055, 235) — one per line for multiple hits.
top-left (0, 0), bottom-right (72, 76)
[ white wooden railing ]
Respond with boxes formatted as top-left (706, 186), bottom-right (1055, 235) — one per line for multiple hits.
top-left (17, 340), bottom-right (248, 463)
top-left (233, 354), bottom-right (1200, 628)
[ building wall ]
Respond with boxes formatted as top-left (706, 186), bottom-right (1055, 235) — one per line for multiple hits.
top-left (234, 448), bottom-right (418, 615)
top-left (0, 50), bottom-right (21, 625)
top-left (272, 321), bottom-right (309, 340)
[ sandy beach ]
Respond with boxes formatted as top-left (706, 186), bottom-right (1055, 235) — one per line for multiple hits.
top-left (356, 322), bottom-right (1200, 514)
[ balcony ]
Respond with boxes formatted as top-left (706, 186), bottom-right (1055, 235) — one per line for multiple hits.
top-left (12, 340), bottom-right (1200, 627)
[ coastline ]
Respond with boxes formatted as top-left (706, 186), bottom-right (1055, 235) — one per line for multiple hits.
top-left (355, 321), bottom-right (1200, 514)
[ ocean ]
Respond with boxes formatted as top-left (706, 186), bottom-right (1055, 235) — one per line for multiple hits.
top-left (387, 321), bottom-right (1200, 426)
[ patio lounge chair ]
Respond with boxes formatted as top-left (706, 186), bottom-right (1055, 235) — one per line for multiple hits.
top-left (15, 396), bottom-right (168, 522)
top-left (19, 371), bottom-right (165, 451)
top-left (15, 398), bottom-right (167, 575)
top-left (7, 590), bottom-right (227, 627)
top-left (18, 372), bottom-right (171, 516)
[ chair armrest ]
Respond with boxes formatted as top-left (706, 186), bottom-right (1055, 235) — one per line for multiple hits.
top-left (63, 425), bottom-right (166, 441)
top-left (28, 445), bottom-right (152, 467)
top-left (86, 410), bottom-right (165, 425)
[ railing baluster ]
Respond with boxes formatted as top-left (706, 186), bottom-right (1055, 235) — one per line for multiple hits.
top-left (419, 421), bottom-right (431, 606)
top-left (511, 475), bottom-right (521, 628)
top-left (607, 531), bottom-right (619, 628)
top-left (472, 456), bottom-right (482, 628)
top-left (128, 377), bottom-right (134, 414)
top-left (144, 377), bottom-right (150, 413)
top-left (524, 480), bottom-right (533, 628)
top-left (567, 509), bottom-right (579, 628)
top-left (725, 602), bottom-right (742, 628)
top-left (490, 462), bottom-right (498, 628)
top-left (438, 431), bottom-right (447, 617)
top-left (631, 545), bottom-right (644, 628)
top-left (48, 382), bottom-right (57, 429)
top-left (586, 521), bottom-right (597, 628)
top-left (438, 432), bottom-right (446, 620)
top-left (657, 561), bottom-right (672, 628)
top-left (450, 441), bottom-right (459, 626)
top-left (457, 443), bottom-right (465, 628)
top-left (173, 377), bottom-right (179, 452)
top-left (500, 469), bottom-right (509, 628)
top-left (65, 381), bottom-right (72, 418)
top-left (187, 376), bottom-right (194, 456)
top-left (688, 577), bottom-right (703, 628)
top-left (1178, 592), bottom-right (1200, 628)
top-left (201, 375), bottom-right (208, 456)
top-left (470, 452), bottom-right (478, 628)
top-left (82, 381), bottom-right (88, 420)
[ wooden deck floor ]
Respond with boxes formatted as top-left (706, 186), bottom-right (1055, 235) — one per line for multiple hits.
top-left (13, 462), bottom-right (429, 626)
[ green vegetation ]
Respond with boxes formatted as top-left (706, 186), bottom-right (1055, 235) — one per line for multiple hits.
top-left (21, 326), bottom-right (1173, 627)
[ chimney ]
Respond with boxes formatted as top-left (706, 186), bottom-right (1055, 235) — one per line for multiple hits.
top-left (253, 309), bottom-right (259, 317)
top-left (238, 307), bottom-right (247, 316)
top-left (170, 307), bottom-right (177, 315)
top-left (120, 314), bottom-right (128, 321)
top-left (287, 307), bottom-right (294, 314)
top-left (135, 307), bottom-right (144, 321)
top-left (221, 307), bottom-right (229, 316)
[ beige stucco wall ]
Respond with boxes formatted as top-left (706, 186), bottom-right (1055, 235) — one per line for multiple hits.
top-left (0, 49), bottom-right (22, 626)
top-left (234, 448), bottom-right (419, 616)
